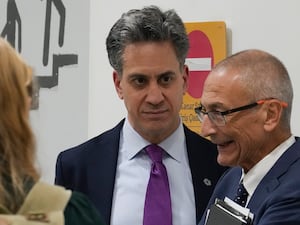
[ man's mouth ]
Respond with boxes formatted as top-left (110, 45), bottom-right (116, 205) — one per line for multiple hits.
top-left (212, 140), bottom-right (235, 151)
top-left (218, 140), bottom-right (233, 147)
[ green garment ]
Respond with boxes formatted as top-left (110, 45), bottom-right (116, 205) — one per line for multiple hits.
top-left (64, 191), bottom-right (106, 225)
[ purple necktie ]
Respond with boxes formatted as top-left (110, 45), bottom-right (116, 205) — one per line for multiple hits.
top-left (143, 144), bottom-right (172, 225)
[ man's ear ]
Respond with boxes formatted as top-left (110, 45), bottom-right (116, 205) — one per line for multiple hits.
top-left (263, 101), bottom-right (283, 132)
top-left (182, 65), bottom-right (189, 95)
top-left (113, 71), bottom-right (123, 99)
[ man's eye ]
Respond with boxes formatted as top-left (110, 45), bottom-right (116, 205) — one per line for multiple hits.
top-left (160, 75), bottom-right (172, 85)
top-left (133, 77), bottom-right (146, 86)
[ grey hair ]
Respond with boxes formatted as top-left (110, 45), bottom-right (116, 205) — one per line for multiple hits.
top-left (214, 49), bottom-right (293, 129)
top-left (106, 5), bottom-right (189, 74)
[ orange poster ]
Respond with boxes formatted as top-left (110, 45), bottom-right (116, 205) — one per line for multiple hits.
top-left (180, 22), bottom-right (227, 134)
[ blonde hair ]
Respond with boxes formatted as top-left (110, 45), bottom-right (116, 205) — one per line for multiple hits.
top-left (0, 38), bottom-right (40, 212)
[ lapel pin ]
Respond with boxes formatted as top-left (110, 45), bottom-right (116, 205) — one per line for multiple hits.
top-left (203, 178), bottom-right (212, 186)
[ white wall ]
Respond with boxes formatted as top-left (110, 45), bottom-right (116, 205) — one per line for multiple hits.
top-left (89, 0), bottom-right (300, 138)
top-left (2, 1), bottom-right (297, 183)
top-left (0, 0), bottom-right (90, 183)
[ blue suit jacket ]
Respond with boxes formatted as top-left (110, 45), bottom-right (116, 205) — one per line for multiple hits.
top-left (55, 119), bottom-right (227, 225)
top-left (199, 137), bottom-right (300, 225)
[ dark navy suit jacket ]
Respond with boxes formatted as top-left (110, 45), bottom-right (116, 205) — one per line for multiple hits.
top-left (199, 137), bottom-right (300, 225)
top-left (55, 119), bottom-right (227, 225)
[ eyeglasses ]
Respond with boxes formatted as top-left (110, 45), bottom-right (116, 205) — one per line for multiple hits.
top-left (194, 99), bottom-right (288, 126)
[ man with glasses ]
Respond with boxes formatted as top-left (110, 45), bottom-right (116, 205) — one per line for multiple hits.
top-left (197, 49), bottom-right (300, 225)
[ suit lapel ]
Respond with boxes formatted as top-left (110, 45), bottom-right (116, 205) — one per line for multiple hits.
top-left (87, 119), bottom-right (124, 225)
top-left (183, 125), bottom-right (226, 222)
top-left (248, 138), bottom-right (300, 211)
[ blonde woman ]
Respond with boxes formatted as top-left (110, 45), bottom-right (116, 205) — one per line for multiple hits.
top-left (0, 38), bottom-right (106, 225)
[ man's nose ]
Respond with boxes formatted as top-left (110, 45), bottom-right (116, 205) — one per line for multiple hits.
top-left (146, 83), bottom-right (164, 104)
top-left (201, 115), bottom-right (217, 138)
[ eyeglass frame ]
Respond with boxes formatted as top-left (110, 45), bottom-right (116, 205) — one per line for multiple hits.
top-left (194, 98), bottom-right (288, 126)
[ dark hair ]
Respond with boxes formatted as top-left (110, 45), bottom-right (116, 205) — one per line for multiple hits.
top-left (106, 5), bottom-right (189, 74)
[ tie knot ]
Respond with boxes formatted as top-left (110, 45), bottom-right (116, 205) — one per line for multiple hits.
top-left (145, 144), bottom-right (163, 163)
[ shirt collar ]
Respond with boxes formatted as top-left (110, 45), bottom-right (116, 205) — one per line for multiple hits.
top-left (121, 117), bottom-right (185, 162)
top-left (243, 135), bottom-right (296, 197)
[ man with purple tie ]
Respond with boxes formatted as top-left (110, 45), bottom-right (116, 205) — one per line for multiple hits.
top-left (55, 5), bottom-right (226, 225)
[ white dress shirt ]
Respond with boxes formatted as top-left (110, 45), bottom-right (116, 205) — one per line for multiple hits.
top-left (110, 118), bottom-right (196, 225)
top-left (242, 135), bottom-right (296, 206)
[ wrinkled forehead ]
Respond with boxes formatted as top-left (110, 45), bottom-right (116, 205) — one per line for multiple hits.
top-left (201, 68), bottom-right (249, 107)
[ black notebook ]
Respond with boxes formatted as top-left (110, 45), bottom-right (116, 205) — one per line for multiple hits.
top-left (205, 198), bottom-right (253, 225)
